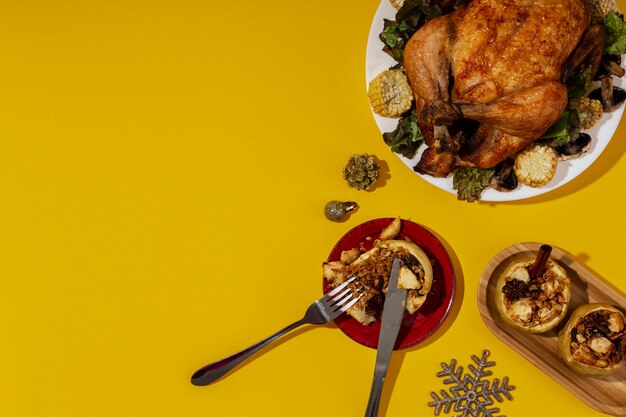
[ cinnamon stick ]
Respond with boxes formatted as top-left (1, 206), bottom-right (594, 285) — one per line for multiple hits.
top-left (608, 330), bottom-right (626, 343)
top-left (529, 244), bottom-right (552, 279)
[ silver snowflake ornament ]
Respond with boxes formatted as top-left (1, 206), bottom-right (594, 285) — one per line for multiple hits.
top-left (428, 349), bottom-right (515, 417)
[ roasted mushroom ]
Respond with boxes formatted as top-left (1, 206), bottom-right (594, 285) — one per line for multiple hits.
top-left (558, 303), bottom-right (626, 375)
top-left (598, 54), bottom-right (626, 78)
top-left (589, 76), bottom-right (626, 112)
top-left (490, 159), bottom-right (518, 191)
top-left (554, 133), bottom-right (592, 160)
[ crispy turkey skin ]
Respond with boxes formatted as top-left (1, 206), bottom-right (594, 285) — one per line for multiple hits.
top-left (404, 0), bottom-right (590, 173)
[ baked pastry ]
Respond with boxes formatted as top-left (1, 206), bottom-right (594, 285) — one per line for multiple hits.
top-left (323, 218), bottom-right (433, 325)
top-left (558, 303), bottom-right (626, 376)
top-left (495, 250), bottom-right (570, 333)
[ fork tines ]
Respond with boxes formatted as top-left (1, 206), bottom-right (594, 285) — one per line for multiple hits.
top-left (324, 276), bottom-right (361, 314)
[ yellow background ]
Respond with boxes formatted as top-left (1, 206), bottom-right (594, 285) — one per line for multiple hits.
top-left (1, 1), bottom-right (625, 416)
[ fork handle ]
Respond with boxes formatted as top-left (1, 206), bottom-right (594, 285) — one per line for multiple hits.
top-left (190, 318), bottom-right (306, 386)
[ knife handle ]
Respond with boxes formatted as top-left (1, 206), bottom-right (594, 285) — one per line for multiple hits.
top-left (190, 319), bottom-right (305, 386)
top-left (364, 371), bottom-right (386, 417)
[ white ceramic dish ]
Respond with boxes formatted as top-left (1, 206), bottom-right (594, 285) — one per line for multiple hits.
top-left (366, 0), bottom-right (625, 202)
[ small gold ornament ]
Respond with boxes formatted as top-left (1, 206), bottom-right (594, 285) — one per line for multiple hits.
top-left (324, 201), bottom-right (358, 222)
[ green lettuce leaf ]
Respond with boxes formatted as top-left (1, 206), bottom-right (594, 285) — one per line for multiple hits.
top-left (382, 111), bottom-right (424, 158)
top-left (452, 167), bottom-right (495, 203)
top-left (567, 66), bottom-right (591, 99)
top-left (604, 12), bottom-right (626, 55)
top-left (378, 0), bottom-right (441, 64)
top-left (539, 111), bottom-right (580, 148)
top-left (540, 111), bottom-right (570, 142)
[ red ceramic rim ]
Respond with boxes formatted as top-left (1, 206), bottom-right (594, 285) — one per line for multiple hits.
top-left (323, 218), bottom-right (456, 350)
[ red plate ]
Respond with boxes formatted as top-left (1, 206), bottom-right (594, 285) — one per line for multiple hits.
top-left (323, 218), bottom-right (456, 350)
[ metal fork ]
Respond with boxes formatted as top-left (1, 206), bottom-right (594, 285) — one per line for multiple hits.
top-left (190, 277), bottom-right (361, 386)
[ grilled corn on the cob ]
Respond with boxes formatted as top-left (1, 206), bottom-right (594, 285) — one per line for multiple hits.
top-left (368, 69), bottom-right (413, 118)
top-left (583, 0), bottom-right (619, 23)
top-left (569, 97), bottom-right (603, 130)
top-left (514, 144), bottom-right (559, 187)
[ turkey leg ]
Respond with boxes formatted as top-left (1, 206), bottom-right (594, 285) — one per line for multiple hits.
top-left (404, 14), bottom-right (462, 176)
top-left (403, 14), bottom-right (461, 126)
top-left (456, 80), bottom-right (568, 139)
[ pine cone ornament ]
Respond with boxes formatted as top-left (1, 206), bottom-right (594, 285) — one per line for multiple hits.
top-left (342, 154), bottom-right (380, 190)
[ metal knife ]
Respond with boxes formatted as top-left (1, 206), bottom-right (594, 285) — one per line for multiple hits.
top-left (364, 257), bottom-right (407, 417)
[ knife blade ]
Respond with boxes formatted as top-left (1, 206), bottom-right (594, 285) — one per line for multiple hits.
top-left (364, 257), bottom-right (407, 417)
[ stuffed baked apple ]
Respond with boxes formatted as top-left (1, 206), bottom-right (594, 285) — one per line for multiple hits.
top-left (558, 303), bottom-right (626, 376)
top-left (495, 245), bottom-right (570, 333)
top-left (323, 217), bottom-right (433, 325)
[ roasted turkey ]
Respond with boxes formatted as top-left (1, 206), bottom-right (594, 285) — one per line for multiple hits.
top-left (403, 0), bottom-right (590, 175)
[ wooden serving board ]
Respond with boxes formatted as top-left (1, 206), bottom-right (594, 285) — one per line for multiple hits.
top-left (477, 242), bottom-right (626, 416)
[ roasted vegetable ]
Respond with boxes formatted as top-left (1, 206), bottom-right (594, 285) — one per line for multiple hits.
top-left (368, 69), bottom-right (414, 117)
top-left (389, 0), bottom-right (406, 10)
top-left (585, 0), bottom-right (620, 23)
top-left (452, 167), bottom-right (495, 202)
top-left (541, 110), bottom-right (593, 158)
top-left (569, 97), bottom-right (603, 129)
top-left (589, 76), bottom-right (626, 111)
top-left (491, 159), bottom-right (518, 192)
top-left (554, 133), bottom-right (592, 160)
top-left (600, 55), bottom-right (626, 78)
top-left (383, 110), bottom-right (425, 158)
top-left (514, 144), bottom-right (558, 187)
